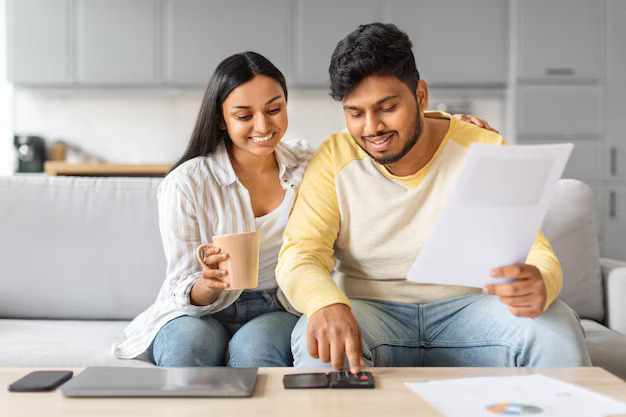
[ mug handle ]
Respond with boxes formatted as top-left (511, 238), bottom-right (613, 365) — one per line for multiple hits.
top-left (196, 243), bottom-right (215, 269)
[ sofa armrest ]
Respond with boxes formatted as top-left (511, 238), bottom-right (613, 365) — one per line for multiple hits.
top-left (601, 258), bottom-right (626, 335)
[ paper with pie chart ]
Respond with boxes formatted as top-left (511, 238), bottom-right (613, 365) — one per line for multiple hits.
top-left (405, 374), bottom-right (626, 417)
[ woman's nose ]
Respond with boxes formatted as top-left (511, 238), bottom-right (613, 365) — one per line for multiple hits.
top-left (254, 114), bottom-right (269, 134)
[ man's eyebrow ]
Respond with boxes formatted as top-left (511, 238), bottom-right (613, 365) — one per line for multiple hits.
top-left (232, 95), bottom-right (282, 109)
top-left (376, 95), bottom-right (398, 105)
top-left (342, 95), bottom-right (399, 110)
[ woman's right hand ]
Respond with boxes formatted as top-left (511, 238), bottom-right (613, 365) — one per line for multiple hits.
top-left (190, 246), bottom-right (230, 306)
top-left (199, 246), bottom-right (230, 291)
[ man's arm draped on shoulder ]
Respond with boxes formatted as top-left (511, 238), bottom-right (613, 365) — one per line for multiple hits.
top-left (276, 139), bottom-right (351, 317)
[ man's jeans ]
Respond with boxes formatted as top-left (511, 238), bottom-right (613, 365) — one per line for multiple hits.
top-left (292, 294), bottom-right (592, 367)
top-left (151, 289), bottom-right (298, 367)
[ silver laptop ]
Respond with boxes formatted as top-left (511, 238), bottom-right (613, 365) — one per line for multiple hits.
top-left (59, 367), bottom-right (258, 398)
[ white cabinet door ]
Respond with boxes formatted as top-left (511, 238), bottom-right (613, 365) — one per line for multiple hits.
top-left (165, 0), bottom-right (290, 86)
top-left (516, 139), bottom-right (603, 182)
top-left (292, 0), bottom-right (378, 86)
top-left (516, 85), bottom-right (602, 137)
top-left (605, 0), bottom-right (626, 180)
top-left (7, 0), bottom-right (71, 84)
top-left (518, 0), bottom-right (604, 80)
top-left (381, 0), bottom-right (508, 85)
top-left (76, 0), bottom-right (160, 84)
top-left (602, 185), bottom-right (626, 261)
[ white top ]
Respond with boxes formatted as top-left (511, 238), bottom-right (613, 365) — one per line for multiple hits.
top-left (111, 138), bottom-right (313, 360)
top-left (255, 188), bottom-right (295, 290)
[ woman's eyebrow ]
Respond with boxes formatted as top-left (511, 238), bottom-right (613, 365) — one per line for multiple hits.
top-left (232, 95), bottom-right (283, 109)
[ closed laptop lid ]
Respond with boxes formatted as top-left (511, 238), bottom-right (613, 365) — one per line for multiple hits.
top-left (59, 367), bottom-right (258, 398)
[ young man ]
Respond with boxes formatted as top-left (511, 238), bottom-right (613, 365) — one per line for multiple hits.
top-left (276, 23), bottom-right (590, 373)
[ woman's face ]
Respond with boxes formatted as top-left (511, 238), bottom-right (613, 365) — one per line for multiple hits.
top-left (221, 74), bottom-right (288, 157)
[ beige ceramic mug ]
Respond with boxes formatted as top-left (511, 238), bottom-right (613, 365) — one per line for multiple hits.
top-left (196, 231), bottom-right (260, 290)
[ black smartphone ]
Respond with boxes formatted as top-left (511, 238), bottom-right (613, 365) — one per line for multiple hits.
top-left (283, 373), bottom-right (329, 389)
top-left (7, 370), bottom-right (73, 392)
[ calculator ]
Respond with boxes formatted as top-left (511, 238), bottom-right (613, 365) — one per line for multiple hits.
top-left (283, 371), bottom-right (375, 389)
top-left (328, 371), bottom-right (375, 388)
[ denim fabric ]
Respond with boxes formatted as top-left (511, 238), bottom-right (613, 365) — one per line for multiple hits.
top-left (292, 294), bottom-right (591, 368)
top-left (151, 289), bottom-right (298, 367)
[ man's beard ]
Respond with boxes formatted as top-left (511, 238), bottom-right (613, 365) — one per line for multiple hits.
top-left (356, 114), bottom-right (423, 166)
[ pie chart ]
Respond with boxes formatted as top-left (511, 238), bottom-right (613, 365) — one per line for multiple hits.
top-left (486, 403), bottom-right (543, 415)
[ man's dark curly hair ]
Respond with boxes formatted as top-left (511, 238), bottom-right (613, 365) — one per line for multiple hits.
top-left (329, 22), bottom-right (420, 101)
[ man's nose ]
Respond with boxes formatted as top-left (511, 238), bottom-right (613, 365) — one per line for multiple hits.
top-left (364, 113), bottom-right (384, 137)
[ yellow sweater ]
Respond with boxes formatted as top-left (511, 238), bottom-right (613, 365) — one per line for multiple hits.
top-left (276, 112), bottom-right (562, 317)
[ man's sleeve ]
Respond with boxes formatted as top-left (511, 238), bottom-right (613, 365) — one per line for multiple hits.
top-left (525, 230), bottom-right (563, 310)
top-left (276, 140), bottom-right (351, 317)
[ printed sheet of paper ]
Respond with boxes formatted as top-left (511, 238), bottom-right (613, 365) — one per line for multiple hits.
top-left (407, 143), bottom-right (573, 288)
top-left (405, 374), bottom-right (626, 417)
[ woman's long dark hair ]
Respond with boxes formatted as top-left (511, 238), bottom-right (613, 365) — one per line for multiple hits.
top-left (169, 52), bottom-right (288, 173)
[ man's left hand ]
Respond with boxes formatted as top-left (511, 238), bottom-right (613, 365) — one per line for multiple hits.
top-left (483, 264), bottom-right (547, 318)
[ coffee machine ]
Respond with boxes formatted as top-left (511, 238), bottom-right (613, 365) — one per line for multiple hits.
top-left (13, 135), bottom-right (47, 173)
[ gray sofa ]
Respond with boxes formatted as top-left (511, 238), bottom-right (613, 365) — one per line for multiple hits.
top-left (1, 176), bottom-right (625, 377)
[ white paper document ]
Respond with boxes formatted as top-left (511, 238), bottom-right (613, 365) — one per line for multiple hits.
top-left (407, 143), bottom-right (573, 288)
top-left (405, 374), bottom-right (626, 417)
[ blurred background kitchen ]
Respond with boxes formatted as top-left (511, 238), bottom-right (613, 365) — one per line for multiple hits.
top-left (0, 0), bottom-right (624, 259)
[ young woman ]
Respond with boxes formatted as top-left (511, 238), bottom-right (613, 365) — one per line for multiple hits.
top-left (112, 51), bottom-right (496, 367)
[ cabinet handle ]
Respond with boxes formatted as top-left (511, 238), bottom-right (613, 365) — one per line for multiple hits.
top-left (610, 147), bottom-right (617, 176)
top-left (544, 68), bottom-right (576, 76)
top-left (609, 191), bottom-right (617, 220)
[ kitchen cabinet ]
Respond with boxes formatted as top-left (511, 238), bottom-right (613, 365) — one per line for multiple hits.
top-left (6, 0), bottom-right (71, 84)
top-left (602, 186), bottom-right (626, 261)
top-left (517, 0), bottom-right (604, 81)
top-left (164, 0), bottom-right (290, 86)
top-left (515, 85), bottom-right (602, 138)
top-left (605, 0), bottom-right (626, 180)
top-left (291, 0), bottom-right (378, 86)
top-left (516, 139), bottom-right (603, 183)
top-left (381, 0), bottom-right (508, 86)
top-left (75, 0), bottom-right (160, 85)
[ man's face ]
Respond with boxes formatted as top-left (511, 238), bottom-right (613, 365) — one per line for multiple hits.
top-left (342, 75), bottom-right (427, 165)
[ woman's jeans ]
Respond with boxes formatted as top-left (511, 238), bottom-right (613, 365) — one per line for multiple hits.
top-left (292, 294), bottom-right (592, 368)
top-left (151, 289), bottom-right (298, 367)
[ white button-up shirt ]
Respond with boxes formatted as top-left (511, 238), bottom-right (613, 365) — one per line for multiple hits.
top-left (112, 138), bottom-right (313, 360)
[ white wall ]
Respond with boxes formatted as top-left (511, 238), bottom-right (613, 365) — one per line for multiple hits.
top-left (0, 0), bottom-right (14, 175)
top-left (10, 88), bottom-right (348, 165)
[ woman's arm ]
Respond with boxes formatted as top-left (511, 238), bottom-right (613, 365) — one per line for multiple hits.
top-left (158, 175), bottom-right (227, 315)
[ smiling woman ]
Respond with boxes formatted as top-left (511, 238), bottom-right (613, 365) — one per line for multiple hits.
top-left (112, 52), bottom-right (313, 369)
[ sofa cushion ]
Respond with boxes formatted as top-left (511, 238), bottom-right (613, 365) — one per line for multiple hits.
top-left (542, 179), bottom-right (604, 322)
top-left (0, 176), bottom-right (166, 320)
top-left (582, 319), bottom-right (626, 380)
top-left (0, 319), bottom-right (154, 367)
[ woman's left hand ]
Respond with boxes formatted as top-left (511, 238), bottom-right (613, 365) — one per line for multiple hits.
top-left (452, 114), bottom-right (499, 133)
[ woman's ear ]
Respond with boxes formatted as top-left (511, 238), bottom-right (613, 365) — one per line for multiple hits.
top-left (218, 118), bottom-right (226, 131)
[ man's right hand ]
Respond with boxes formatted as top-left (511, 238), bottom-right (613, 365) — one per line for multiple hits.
top-left (306, 303), bottom-right (365, 374)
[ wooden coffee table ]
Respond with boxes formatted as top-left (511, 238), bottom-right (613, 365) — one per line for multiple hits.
top-left (2, 367), bottom-right (626, 417)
